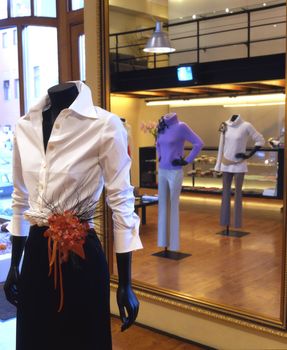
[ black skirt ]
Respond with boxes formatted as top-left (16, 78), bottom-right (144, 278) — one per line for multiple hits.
top-left (17, 225), bottom-right (112, 350)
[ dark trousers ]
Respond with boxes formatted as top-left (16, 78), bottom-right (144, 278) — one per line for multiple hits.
top-left (17, 226), bottom-right (112, 350)
top-left (220, 172), bottom-right (245, 228)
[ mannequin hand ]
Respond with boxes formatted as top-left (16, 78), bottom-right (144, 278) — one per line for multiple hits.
top-left (117, 284), bottom-right (139, 332)
top-left (213, 170), bottom-right (222, 177)
top-left (235, 152), bottom-right (249, 159)
top-left (172, 157), bottom-right (188, 166)
top-left (4, 265), bottom-right (20, 306)
top-left (1, 222), bottom-right (9, 232)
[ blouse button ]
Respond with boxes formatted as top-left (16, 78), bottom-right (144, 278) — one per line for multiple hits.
top-left (48, 145), bottom-right (54, 151)
top-left (55, 124), bottom-right (60, 129)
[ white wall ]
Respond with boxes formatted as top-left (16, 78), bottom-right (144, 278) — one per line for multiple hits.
top-left (170, 104), bottom-right (285, 147)
top-left (109, 1), bottom-right (285, 68)
top-left (110, 95), bottom-right (284, 186)
top-left (110, 96), bottom-right (168, 186)
top-left (169, 6), bottom-right (285, 65)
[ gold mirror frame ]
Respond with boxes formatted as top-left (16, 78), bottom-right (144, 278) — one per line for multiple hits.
top-left (91, 0), bottom-right (287, 336)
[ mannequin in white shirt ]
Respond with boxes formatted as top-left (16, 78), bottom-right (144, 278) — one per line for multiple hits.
top-left (232, 114), bottom-right (261, 160)
top-left (215, 114), bottom-right (265, 233)
top-left (4, 82), bottom-right (141, 349)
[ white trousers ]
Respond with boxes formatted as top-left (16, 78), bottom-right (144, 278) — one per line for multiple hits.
top-left (158, 168), bottom-right (183, 251)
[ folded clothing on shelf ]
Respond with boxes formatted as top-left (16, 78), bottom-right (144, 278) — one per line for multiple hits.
top-left (141, 195), bottom-right (158, 202)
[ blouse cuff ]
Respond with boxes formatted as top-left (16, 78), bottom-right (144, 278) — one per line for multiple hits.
top-left (113, 214), bottom-right (143, 253)
top-left (214, 163), bottom-right (221, 172)
top-left (7, 215), bottom-right (30, 236)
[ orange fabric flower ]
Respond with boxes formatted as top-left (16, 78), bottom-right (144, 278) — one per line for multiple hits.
top-left (0, 243), bottom-right (7, 250)
top-left (44, 210), bottom-right (89, 311)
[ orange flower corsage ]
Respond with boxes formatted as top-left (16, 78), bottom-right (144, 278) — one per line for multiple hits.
top-left (44, 210), bottom-right (89, 312)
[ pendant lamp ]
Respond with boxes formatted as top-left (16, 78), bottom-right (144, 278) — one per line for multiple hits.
top-left (143, 21), bottom-right (176, 53)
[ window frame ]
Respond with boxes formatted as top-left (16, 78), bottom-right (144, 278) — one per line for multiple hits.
top-left (0, 0), bottom-right (83, 115)
top-left (2, 31), bottom-right (8, 48)
top-left (0, 0), bottom-right (84, 221)
top-left (3, 80), bottom-right (10, 100)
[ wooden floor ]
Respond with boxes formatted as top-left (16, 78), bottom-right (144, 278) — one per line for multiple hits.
top-left (112, 317), bottom-right (209, 350)
top-left (113, 192), bottom-right (283, 320)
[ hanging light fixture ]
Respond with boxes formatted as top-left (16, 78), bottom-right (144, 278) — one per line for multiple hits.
top-left (143, 21), bottom-right (176, 54)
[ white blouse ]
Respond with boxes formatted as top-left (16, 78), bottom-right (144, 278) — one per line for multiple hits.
top-left (214, 115), bottom-right (265, 173)
top-left (8, 81), bottom-right (143, 254)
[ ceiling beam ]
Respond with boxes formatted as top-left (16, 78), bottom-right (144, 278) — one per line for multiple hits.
top-left (259, 79), bottom-right (285, 88)
top-left (205, 84), bottom-right (247, 91)
top-left (162, 87), bottom-right (208, 94)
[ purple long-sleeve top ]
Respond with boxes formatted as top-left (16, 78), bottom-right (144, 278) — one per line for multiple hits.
top-left (156, 113), bottom-right (204, 170)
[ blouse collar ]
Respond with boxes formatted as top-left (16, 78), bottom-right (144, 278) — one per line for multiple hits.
top-left (26, 81), bottom-right (98, 121)
top-left (226, 114), bottom-right (243, 126)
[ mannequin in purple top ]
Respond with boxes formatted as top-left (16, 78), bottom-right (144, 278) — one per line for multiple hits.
top-left (4, 82), bottom-right (138, 350)
top-left (156, 112), bottom-right (203, 253)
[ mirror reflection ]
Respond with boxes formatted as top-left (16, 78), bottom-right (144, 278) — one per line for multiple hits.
top-left (109, 0), bottom-right (285, 321)
top-left (114, 104), bottom-right (284, 320)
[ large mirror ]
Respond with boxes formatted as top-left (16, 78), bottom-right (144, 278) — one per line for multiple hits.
top-left (108, 0), bottom-right (286, 331)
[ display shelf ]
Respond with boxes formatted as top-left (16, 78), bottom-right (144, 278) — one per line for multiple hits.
top-left (139, 147), bottom-right (157, 188)
top-left (139, 146), bottom-right (284, 199)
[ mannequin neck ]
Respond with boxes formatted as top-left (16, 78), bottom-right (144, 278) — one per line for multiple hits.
top-left (164, 112), bottom-right (178, 126)
top-left (42, 82), bottom-right (79, 152)
top-left (47, 82), bottom-right (79, 121)
top-left (227, 114), bottom-right (242, 127)
top-left (230, 114), bottom-right (239, 122)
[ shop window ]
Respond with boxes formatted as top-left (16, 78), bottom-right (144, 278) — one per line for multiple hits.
top-left (13, 29), bottom-right (17, 45)
top-left (2, 32), bottom-right (8, 48)
top-left (0, 28), bottom-right (19, 219)
top-left (0, 124), bottom-right (14, 220)
top-left (14, 78), bottom-right (19, 99)
top-left (33, 66), bottom-right (40, 98)
top-left (3, 80), bottom-right (10, 100)
top-left (34, 0), bottom-right (56, 18)
top-left (11, 0), bottom-right (31, 17)
top-left (79, 34), bottom-right (86, 81)
top-left (0, 0), bottom-right (8, 19)
top-left (23, 26), bottom-right (58, 110)
top-left (71, 0), bottom-right (84, 11)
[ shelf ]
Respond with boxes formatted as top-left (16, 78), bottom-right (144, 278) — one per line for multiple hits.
top-left (139, 146), bottom-right (284, 199)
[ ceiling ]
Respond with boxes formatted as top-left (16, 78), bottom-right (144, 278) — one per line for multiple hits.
top-left (111, 79), bottom-right (285, 100)
top-left (168, 0), bottom-right (285, 21)
top-left (110, 0), bottom-right (285, 24)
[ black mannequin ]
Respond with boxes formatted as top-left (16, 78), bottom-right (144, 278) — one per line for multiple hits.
top-left (42, 83), bottom-right (79, 151)
top-left (235, 145), bottom-right (261, 160)
top-left (172, 156), bottom-right (188, 166)
top-left (4, 235), bottom-right (26, 305)
top-left (4, 82), bottom-right (138, 333)
top-left (230, 114), bottom-right (239, 122)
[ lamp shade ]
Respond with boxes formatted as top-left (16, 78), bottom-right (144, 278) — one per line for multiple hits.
top-left (143, 21), bottom-right (176, 53)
